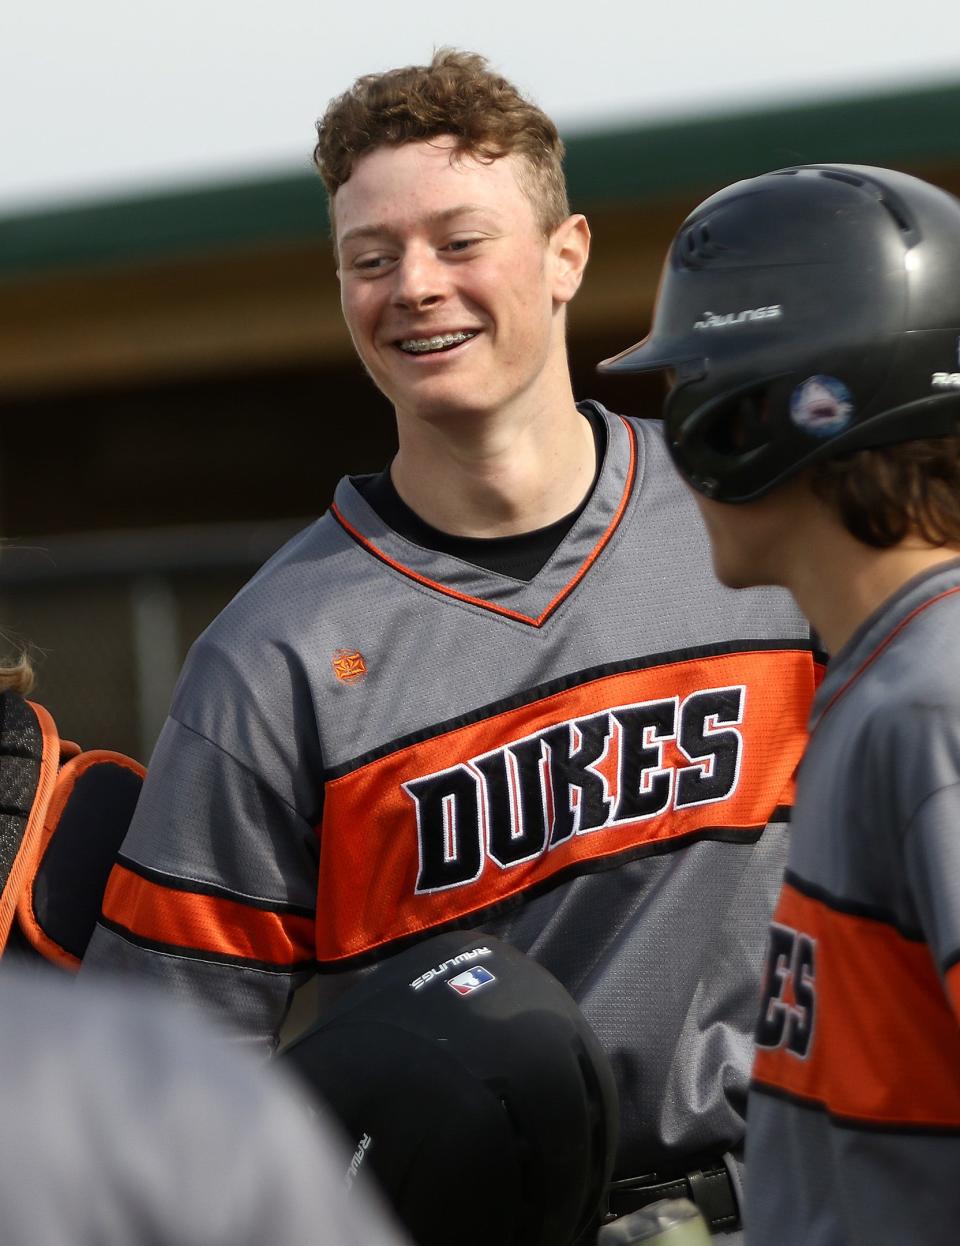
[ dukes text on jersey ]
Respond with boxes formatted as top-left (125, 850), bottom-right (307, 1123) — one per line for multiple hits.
top-left (405, 685), bottom-right (745, 894)
top-left (755, 920), bottom-right (817, 1059)
top-left (316, 647), bottom-right (816, 964)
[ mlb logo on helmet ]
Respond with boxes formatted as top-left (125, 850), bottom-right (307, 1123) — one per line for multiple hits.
top-left (447, 966), bottom-right (495, 996)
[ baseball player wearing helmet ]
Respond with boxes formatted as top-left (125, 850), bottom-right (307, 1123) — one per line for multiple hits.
top-left (600, 163), bottom-right (960, 1244)
top-left (83, 52), bottom-right (821, 1234)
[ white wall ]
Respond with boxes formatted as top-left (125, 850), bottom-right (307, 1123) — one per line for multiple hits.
top-left (2, 0), bottom-right (958, 211)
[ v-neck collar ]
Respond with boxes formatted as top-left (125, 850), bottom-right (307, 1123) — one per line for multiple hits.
top-left (330, 403), bottom-right (641, 628)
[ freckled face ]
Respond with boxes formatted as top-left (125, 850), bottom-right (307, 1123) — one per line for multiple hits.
top-left (334, 139), bottom-right (573, 426)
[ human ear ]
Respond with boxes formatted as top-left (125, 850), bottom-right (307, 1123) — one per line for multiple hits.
top-left (550, 214), bottom-right (591, 305)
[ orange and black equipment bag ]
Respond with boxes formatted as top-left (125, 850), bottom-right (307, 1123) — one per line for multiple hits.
top-left (0, 690), bottom-right (144, 969)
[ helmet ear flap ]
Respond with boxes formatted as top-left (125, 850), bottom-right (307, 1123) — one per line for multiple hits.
top-left (667, 377), bottom-right (785, 501)
top-left (699, 390), bottom-right (773, 457)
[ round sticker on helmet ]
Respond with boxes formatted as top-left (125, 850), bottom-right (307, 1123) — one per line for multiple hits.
top-left (789, 375), bottom-right (854, 438)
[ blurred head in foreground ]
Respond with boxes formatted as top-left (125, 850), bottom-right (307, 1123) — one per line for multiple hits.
top-left (0, 969), bottom-right (409, 1246)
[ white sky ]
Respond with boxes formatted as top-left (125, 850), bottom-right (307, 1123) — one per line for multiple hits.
top-left (1, 0), bottom-right (958, 213)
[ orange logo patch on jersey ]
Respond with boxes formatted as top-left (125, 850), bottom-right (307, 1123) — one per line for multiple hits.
top-left (332, 649), bottom-right (368, 684)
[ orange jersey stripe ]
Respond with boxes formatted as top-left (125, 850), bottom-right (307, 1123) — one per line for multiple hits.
top-left (317, 648), bottom-right (815, 963)
top-left (101, 862), bottom-right (315, 968)
top-left (753, 880), bottom-right (960, 1128)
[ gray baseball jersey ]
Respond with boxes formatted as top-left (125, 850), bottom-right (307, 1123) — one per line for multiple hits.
top-left (746, 558), bottom-right (960, 1246)
top-left (0, 967), bottom-right (408, 1246)
top-left (83, 406), bottom-right (819, 1184)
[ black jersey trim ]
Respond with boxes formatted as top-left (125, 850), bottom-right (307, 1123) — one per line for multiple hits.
top-left (783, 868), bottom-right (925, 942)
top-left (115, 853), bottom-right (316, 920)
top-left (325, 638), bottom-right (820, 781)
top-left (750, 1079), bottom-right (960, 1137)
top-left (316, 815), bottom-right (787, 972)
top-left (943, 943), bottom-right (960, 975)
top-left (97, 915), bottom-right (317, 976)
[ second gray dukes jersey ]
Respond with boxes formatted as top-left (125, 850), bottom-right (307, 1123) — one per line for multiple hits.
top-left (746, 559), bottom-right (960, 1246)
top-left (84, 406), bottom-right (819, 1182)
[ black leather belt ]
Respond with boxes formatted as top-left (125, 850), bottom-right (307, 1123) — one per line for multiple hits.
top-left (606, 1159), bottom-right (739, 1233)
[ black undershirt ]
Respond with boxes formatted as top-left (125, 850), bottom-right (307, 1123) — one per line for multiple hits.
top-left (352, 404), bottom-right (607, 583)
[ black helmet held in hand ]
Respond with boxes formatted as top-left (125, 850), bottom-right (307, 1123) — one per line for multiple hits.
top-left (599, 164), bottom-right (960, 502)
top-left (279, 931), bottom-right (619, 1246)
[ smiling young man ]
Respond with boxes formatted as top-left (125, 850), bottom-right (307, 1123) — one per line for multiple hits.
top-left (83, 51), bottom-right (820, 1236)
top-left (600, 163), bottom-right (960, 1245)
top-left (332, 132), bottom-right (595, 539)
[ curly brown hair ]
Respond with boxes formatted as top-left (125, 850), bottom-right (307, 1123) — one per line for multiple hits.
top-left (810, 436), bottom-right (960, 548)
top-left (314, 48), bottom-right (570, 236)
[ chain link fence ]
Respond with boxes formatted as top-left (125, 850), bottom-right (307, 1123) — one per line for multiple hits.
top-left (1, 520), bottom-right (306, 762)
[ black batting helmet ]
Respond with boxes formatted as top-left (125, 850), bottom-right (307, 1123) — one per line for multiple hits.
top-left (278, 932), bottom-right (619, 1246)
top-left (599, 164), bottom-right (960, 502)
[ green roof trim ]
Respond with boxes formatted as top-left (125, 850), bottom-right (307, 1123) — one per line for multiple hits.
top-left (565, 79), bottom-right (960, 207)
top-left (2, 78), bottom-right (960, 279)
top-left (0, 174), bottom-right (331, 279)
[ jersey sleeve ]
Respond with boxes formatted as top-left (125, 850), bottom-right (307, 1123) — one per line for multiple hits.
top-left (903, 777), bottom-right (960, 1026)
top-left (888, 701), bottom-right (960, 1027)
top-left (81, 632), bottom-right (322, 1051)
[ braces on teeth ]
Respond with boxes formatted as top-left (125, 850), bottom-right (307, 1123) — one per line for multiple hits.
top-left (400, 331), bottom-right (476, 353)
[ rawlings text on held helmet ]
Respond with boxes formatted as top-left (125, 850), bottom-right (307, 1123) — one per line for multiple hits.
top-left (278, 931), bottom-right (619, 1246)
top-left (598, 165), bottom-right (960, 501)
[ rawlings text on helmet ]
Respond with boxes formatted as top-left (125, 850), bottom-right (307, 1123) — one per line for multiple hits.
top-left (694, 306), bottom-right (783, 330)
top-left (344, 1133), bottom-right (372, 1192)
top-left (409, 946), bottom-right (493, 991)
